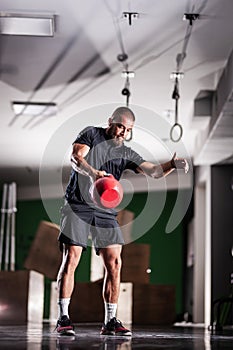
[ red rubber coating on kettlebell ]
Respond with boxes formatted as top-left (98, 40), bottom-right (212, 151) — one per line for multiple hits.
top-left (91, 175), bottom-right (123, 209)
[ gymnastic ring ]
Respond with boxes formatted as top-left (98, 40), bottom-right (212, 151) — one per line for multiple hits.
top-left (170, 123), bottom-right (183, 142)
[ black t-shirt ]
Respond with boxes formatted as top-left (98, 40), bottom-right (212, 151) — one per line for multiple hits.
top-left (65, 126), bottom-right (145, 212)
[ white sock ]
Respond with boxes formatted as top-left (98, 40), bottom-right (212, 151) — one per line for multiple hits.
top-left (104, 302), bottom-right (117, 324)
top-left (57, 298), bottom-right (70, 320)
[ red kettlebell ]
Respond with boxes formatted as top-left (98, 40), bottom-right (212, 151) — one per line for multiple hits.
top-left (90, 174), bottom-right (123, 209)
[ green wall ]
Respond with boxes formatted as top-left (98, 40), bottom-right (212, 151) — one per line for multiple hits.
top-left (1, 189), bottom-right (189, 317)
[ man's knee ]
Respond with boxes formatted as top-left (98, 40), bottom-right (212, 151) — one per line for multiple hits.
top-left (105, 255), bottom-right (122, 275)
top-left (60, 245), bottom-right (82, 273)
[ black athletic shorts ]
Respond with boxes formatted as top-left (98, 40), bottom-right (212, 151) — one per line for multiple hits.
top-left (58, 202), bottom-right (124, 255)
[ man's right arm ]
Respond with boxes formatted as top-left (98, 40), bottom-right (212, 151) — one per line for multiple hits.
top-left (71, 143), bottom-right (106, 181)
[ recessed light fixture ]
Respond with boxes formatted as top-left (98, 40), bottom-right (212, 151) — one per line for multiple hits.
top-left (0, 12), bottom-right (55, 36)
top-left (12, 101), bottom-right (57, 117)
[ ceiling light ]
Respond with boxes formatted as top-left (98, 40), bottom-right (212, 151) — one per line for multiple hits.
top-left (183, 13), bottom-right (199, 25)
top-left (117, 53), bottom-right (128, 62)
top-left (170, 72), bottom-right (184, 80)
top-left (0, 12), bottom-right (55, 36)
top-left (12, 101), bottom-right (57, 117)
top-left (121, 71), bottom-right (135, 78)
top-left (122, 12), bottom-right (139, 25)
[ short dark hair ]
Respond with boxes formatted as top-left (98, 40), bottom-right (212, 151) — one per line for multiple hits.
top-left (111, 107), bottom-right (135, 122)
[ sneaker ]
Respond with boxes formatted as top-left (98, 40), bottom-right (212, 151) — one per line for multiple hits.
top-left (55, 315), bottom-right (75, 336)
top-left (100, 317), bottom-right (132, 336)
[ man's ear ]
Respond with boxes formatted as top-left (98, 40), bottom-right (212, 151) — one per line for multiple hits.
top-left (108, 117), bottom-right (113, 125)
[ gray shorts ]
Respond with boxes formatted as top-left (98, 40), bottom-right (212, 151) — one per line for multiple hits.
top-left (58, 203), bottom-right (124, 254)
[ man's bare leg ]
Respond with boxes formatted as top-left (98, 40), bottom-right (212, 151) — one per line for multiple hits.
top-left (100, 244), bottom-right (122, 304)
top-left (55, 244), bottom-right (82, 335)
top-left (99, 244), bottom-right (132, 335)
top-left (57, 244), bottom-right (83, 298)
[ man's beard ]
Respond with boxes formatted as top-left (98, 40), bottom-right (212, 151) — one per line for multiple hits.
top-left (111, 136), bottom-right (123, 146)
top-left (107, 126), bottom-right (124, 146)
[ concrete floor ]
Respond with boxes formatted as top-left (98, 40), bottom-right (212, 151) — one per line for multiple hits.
top-left (0, 323), bottom-right (233, 349)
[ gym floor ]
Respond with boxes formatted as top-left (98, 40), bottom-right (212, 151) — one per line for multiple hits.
top-left (0, 323), bottom-right (232, 349)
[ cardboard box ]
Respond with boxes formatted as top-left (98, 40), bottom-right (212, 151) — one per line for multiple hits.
top-left (0, 270), bottom-right (44, 325)
top-left (24, 221), bottom-right (61, 280)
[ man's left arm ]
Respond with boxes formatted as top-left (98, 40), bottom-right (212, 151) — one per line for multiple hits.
top-left (136, 152), bottom-right (189, 179)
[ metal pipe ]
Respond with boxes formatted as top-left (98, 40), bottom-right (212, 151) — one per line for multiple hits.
top-left (10, 182), bottom-right (17, 271)
top-left (0, 184), bottom-right (8, 270)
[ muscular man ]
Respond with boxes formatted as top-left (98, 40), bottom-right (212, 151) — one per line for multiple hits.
top-left (55, 106), bottom-right (189, 336)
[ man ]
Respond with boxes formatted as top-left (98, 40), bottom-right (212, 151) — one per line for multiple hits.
top-left (55, 106), bottom-right (189, 336)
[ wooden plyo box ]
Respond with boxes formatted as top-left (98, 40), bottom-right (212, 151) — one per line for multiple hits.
top-left (70, 281), bottom-right (104, 323)
top-left (50, 281), bottom-right (175, 325)
top-left (90, 210), bottom-right (136, 283)
top-left (117, 209), bottom-right (135, 244)
top-left (133, 284), bottom-right (176, 325)
top-left (0, 270), bottom-right (44, 325)
top-left (24, 221), bottom-right (61, 280)
top-left (50, 281), bottom-right (133, 324)
top-left (118, 283), bottom-right (175, 325)
top-left (50, 281), bottom-right (104, 324)
top-left (117, 282), bottom-right (133, 324)
top-left (121, 243), bottom-right (151, 284)
top-left (90, 242), bottom-right (151, 284)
